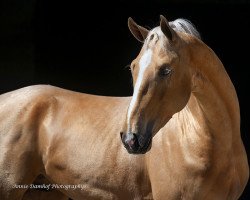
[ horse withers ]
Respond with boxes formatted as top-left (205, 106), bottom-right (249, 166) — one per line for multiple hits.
top-left (0, 15), bottom-right (248, 200)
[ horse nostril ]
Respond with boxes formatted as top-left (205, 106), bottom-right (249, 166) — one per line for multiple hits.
top-left (122, 132), bottom-right (139, 151)
top-left (133, 133), bottom-right (138, 140)
top-left (120, 132), bottom-right (123, 140)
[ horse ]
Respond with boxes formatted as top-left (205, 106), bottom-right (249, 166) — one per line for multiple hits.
top-left (0, 15), bottom-right (248, 200)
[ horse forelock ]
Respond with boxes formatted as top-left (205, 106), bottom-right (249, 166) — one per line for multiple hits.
top-left (144, 27), bottom-right (165, 49)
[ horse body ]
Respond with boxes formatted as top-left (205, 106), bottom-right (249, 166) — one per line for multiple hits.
top-left (0, 85), bottom-right (152, 199)
top-left (0, 15), bottom-right (248, 200)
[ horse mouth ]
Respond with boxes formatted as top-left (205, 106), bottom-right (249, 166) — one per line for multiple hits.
top-left (127, 136), bottom-right (152, 155)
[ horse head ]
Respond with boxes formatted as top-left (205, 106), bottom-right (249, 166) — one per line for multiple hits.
top-left (120, 15), bottom-right (200, 154)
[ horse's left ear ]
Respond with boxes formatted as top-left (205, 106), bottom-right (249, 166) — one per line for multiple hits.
top-left (128, 17), bottom-right (149, 42)
top-left (160, 15), bottom-right (177, 41)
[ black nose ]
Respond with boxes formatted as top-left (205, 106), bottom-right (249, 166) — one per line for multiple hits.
top-left (121, 132), bottom-right (140, 152)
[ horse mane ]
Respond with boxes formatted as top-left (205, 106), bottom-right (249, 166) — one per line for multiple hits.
top-left (169, 18), bottom-right (201, 39)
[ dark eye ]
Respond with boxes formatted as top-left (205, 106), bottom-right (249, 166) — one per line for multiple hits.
top-left (159, 65), bottom-right (172, 77)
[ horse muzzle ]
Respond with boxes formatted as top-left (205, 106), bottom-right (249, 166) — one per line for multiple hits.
top-left (120, 132), bottom-right (152, 154)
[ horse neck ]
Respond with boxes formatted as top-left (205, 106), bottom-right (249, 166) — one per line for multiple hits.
top-left (184, 39), bottom-right (240, 146)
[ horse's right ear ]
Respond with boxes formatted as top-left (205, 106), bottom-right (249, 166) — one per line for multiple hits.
top-left (128, 17), bottom-right (149, 42)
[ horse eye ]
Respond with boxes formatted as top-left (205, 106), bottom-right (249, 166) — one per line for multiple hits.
top-left (159, 66), bottom-right (172, 77)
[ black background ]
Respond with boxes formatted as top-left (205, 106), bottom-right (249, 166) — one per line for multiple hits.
top-left (0, 0), bottom-right (249, 199)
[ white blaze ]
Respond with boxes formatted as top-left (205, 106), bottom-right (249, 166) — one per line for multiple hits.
top-left (127, 49), bottom-right (152, 130)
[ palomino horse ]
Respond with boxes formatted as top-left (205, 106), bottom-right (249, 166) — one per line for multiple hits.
top-left (0, 15), bottom-right (248, 200)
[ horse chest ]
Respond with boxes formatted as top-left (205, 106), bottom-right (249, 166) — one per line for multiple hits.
top-left (146, 129), bottom-right (213, 199)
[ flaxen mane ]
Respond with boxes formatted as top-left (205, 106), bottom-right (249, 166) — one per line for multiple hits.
top-left (170, 18), bottom-right (201, 39)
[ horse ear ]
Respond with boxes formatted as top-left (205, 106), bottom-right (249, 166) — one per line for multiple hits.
top-left (160, 15), bottom-right (176, 41)
top-left (128, 17), bottom-right (149, 42)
